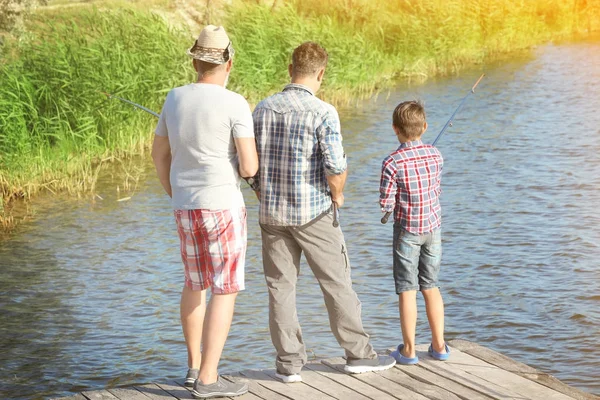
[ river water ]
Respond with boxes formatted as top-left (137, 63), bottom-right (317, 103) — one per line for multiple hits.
top-left (1, 39), bottom-right (599, 399)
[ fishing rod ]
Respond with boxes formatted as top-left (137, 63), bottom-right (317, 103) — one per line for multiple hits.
top-left (381, 73), bottom-right (485, 224)
top-left (100, 91), bottom-right (342, 228)
top-left (101, 92), bottom-right (160, 118)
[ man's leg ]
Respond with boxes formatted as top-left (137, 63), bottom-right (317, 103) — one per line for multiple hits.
top-left (181, 286), bottom-right (207, 370)
top-left (176, 209), bottom-right (212, 375)
top-left (292, 212), bottom-right (375, 361)
top-left (198, 292), bottom-right (238, 384)
top-left (191, 208), bottom-right (248, 396)
top-left (260, 223), bottom-right (306, 375)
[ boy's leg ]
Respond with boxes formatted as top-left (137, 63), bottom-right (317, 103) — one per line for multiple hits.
top-left (393, 226), bottom-right (422, 358)
top-left (422, 288), bottom-right (445, 353)
top-left (260, 223), bottom-right (307, 375)
top-left (419, 228), bottom-right (445, 353)
top-left (398, 291), bottom-right (417, 358)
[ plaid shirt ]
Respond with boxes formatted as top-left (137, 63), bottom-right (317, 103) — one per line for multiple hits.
top-left (253, 84), bottom-right (347, 226)
top-left (379, 140), bottom-right (443, 234)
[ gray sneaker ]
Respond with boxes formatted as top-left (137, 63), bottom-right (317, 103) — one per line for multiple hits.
top-left (344, 354), bottom-right (396, 374)
top-left (185, 368), bottom-right (199, 387)
top-left (192, 376), bottom-right (248, 398)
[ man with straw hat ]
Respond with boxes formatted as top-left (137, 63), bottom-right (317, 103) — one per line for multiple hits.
top-left (152, 25), bottom-right (257, 398)
top-left (252, 42), bottom-right (396, 383)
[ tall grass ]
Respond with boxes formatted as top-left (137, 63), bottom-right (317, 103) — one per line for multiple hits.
top-left (0, 0), bottom-right (599, 227)
top-left (0, 6), bottom-right (192, 203)
top-left (227, 0), bottom-right (600, 103)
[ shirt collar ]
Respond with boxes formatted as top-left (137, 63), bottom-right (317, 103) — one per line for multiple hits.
top-left (283, 83), bottom-right (315, 96)
top-left (399, 139), bottom-right (423, 149)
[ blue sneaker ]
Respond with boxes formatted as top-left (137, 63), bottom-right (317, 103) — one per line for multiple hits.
top-left (428, 343), bottom-right (450, 361)
top-left (390, 344), bottom-right (419, 365)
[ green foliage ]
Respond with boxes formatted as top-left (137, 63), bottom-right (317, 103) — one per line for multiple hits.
top-left (227, 0), bottom-right (599, 103)
top-left (0, 0), bottom-right (598, 205)
top-left (0, 6), bottom-right (192, 197)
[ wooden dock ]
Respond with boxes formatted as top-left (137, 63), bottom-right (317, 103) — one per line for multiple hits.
top-left (56, 340), bottom-right (598, 400)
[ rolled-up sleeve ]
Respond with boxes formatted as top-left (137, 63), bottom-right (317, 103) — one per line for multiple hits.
top-left (379, 156), bottom-right (397, 212)
top-left (317, 109), bottom-right (347, 176)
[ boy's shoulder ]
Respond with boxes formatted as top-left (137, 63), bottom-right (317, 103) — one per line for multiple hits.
top-left (393, 142), bottom-right (443, 158)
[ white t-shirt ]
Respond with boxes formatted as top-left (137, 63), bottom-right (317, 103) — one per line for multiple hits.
top-left (155, 83), bottom-right (254, 210)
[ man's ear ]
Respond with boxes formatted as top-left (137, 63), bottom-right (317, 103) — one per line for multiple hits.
top-left (288, 64), bottom-right (293, 78)
top-left (193, 59), bottom-right (199, 73)
top-left (225, 58), bottom-right (233, 73)
top-left (317, 67), bottom-right (325, 82)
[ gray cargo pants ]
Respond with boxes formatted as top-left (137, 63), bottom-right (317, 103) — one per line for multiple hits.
top-left (260, 210), bottom-right (377, 375)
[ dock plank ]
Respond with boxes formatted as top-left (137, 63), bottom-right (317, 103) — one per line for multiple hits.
top-left (416, 350), bottom-right (542, 399)
top-left (51, 395), bottom-right (87, 400)
top-left (240, 369), bottom-right (331, 399)
top-left (449, 339), bottom-right (599, 400)
top-left (81, 391), bottom-right (119, 400)
top-left (107, 387), bottom-right (155, 400)
top-left (223, 372), bottom-right (284, 400)
top-left (298, 364), bottom-right (371, 400)
top-left (322, 357), bottom-right (429, 400)
top-left (395, 363), bottom-right (495, 400)
top-left (132, 384), bottom-right (175, 400)
top-left (262, 368), bottom-right (338, 399)
top-left (378, 366), bottom-right (462, 400)
top-left (154, 380), bottom-right (196, 399)
top-left (415, 345), bottom-right (574, 400)
top-left (305, 362), bottom-right (398, 400)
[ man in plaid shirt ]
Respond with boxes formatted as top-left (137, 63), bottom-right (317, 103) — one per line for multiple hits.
top-left (252, 42), bottom-right (395, 383)
top-left (379, 100), bottom-right (449, 365)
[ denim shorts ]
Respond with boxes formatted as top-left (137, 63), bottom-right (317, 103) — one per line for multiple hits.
top-left (393, 225), bottom-right (442, 294)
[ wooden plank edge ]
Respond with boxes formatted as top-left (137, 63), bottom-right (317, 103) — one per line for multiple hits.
top-left (448, 339), bottom-right (599, 400)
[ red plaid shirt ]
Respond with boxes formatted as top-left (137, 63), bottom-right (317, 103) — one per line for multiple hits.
top-left (379, 140), bottom-right (443, 234)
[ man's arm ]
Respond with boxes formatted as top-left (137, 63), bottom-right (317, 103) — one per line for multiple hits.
top-left (151, 134), bottom-right (172, 198)
top-left (318, 108), bottom-right (348, 207)
top-left (327, 170), bottom-right (347, 208)
top-left (234, 137), bottom-right (258, 178)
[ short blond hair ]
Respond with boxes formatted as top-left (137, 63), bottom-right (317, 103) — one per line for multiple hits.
top-left (291, 42), bottom-right (328, 77)
top-left (392, 101), bottom-right (426, 140)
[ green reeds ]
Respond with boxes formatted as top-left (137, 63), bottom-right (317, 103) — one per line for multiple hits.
top-left (0, 6), bottom-right (193, 203)
top-left (1, 0), bottom-right (599, 228)
top-left (226, 0), bottom-right (599, 103)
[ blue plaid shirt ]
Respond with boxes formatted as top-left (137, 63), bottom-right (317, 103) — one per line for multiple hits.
top-left (253, 84), bottom-right (347, 226)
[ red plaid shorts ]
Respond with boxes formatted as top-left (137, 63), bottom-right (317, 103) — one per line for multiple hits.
top-left (174, 208), bottom-right (247, 294)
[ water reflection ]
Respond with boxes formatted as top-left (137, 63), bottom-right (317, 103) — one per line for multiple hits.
top-left (1, 39), bottom-right (599, 399)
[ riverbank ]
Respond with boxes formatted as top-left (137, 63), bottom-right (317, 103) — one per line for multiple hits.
top-left (1, 0), bottom-right (599, 228)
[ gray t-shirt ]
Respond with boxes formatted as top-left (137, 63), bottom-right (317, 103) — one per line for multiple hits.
top-left (155, 83), bottom-right (254, 210)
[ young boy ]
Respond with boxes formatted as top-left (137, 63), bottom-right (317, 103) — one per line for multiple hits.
top-left (379, 100), bottom-right (449, 364)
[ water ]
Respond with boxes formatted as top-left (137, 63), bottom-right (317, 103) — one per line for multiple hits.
top-left (1, 39), bottom-right (599, 399)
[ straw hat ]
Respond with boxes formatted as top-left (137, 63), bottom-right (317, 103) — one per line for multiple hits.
top-left (187, 25), bottom-right (235, 64)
